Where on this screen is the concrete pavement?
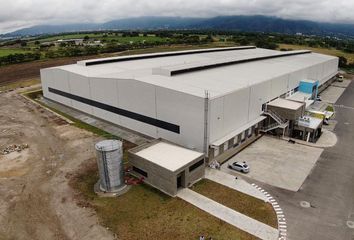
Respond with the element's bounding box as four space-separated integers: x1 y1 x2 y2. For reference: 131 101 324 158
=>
271 79 354 240
177 188 279 240
320 80 350 103
222 136 323 191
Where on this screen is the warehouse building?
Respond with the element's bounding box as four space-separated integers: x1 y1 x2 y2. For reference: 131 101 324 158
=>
41 46 338 164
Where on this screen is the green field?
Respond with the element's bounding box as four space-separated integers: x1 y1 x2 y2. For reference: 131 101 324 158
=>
278 44 354 64
192 179 278 228
70 162 257 240
0 48 31 57
34 33 167 44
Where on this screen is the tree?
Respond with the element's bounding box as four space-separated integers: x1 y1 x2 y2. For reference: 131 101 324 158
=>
34 41 40 45
84 35 90 41
255 40 278 50
20 41 27 47
338 56 348 68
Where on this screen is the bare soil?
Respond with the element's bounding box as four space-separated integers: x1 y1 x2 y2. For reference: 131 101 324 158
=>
0 90 115 240
0 57 94 85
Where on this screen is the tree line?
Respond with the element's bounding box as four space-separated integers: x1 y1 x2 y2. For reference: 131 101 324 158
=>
0 52 41 66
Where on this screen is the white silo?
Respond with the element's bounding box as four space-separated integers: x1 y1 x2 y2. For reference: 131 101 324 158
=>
95 139 126 193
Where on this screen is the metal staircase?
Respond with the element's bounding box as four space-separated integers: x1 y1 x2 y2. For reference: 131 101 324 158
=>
261 108 289 133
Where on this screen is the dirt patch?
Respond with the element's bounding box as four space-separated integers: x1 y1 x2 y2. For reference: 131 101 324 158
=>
0 150 30 177
0 91 114 240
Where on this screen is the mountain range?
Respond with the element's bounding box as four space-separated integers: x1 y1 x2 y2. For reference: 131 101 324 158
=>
3 16 354 37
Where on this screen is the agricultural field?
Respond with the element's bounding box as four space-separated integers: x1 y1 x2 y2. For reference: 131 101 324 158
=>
0 48 31 57
31 33 168 45
278 44 354 64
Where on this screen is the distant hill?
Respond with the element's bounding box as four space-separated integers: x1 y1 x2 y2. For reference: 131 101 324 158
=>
102 16 204 30
3 23 101 36
191 16 354 37
3 15 354 37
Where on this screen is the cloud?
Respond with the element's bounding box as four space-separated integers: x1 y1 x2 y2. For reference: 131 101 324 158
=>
1 0 354 33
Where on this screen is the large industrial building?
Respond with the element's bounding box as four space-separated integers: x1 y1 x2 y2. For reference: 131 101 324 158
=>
41 46 338 166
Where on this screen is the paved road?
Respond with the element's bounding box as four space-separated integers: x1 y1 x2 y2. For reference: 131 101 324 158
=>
269 80 354 240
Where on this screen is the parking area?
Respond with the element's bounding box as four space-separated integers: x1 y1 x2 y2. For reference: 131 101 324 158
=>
320 79 351 103
221 136 323 191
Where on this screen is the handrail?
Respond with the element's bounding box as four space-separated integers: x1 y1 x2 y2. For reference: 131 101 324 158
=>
263 108 286 124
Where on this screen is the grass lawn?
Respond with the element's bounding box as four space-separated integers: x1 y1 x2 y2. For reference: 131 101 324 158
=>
325 104 334 112
192 179 277 228
0 48 31 57
70 161 258 240
278 44 354 64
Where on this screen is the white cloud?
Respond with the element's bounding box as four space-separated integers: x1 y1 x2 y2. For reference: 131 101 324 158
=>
0 0 354 33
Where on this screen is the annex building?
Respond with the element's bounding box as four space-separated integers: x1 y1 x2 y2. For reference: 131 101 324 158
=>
41 46 338 166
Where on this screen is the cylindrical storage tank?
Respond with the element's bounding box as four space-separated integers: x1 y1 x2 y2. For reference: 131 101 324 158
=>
95 139 125 192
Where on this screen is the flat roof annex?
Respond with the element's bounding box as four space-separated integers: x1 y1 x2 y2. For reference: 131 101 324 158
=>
135 141 204 172
267 98 304 110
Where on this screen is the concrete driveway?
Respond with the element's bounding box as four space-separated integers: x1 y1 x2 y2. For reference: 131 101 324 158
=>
320 79 350 103
221 136 323 191
269 79 354 240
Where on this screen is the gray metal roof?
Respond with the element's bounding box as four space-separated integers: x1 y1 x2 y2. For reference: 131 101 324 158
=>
48 47 338 98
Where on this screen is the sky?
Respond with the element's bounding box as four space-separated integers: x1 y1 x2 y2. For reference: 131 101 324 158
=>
1 0 354 33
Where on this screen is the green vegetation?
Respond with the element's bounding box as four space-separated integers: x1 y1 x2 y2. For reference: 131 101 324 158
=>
0 48 32 57
193 179 278 228
70 162 257 240
326 105 334 112
0 31 215 66
278 44 354 64
2 30 354 70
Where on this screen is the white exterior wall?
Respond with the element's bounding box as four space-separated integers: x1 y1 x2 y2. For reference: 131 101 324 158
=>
248 80 272 120
155 87 205 150
41 70 205 152
208 57 338 144
209 88 249 143
89 77 120 125
117 79 158 137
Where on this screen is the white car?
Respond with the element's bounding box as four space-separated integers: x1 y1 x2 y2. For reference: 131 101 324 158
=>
228 161 250 173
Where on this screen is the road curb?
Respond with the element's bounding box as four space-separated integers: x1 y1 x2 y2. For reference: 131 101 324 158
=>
252 183 287 240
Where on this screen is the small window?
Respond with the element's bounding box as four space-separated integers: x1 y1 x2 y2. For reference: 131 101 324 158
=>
189 159 204 172
133 166 148 177
241 131 246 142
248 127 253 137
